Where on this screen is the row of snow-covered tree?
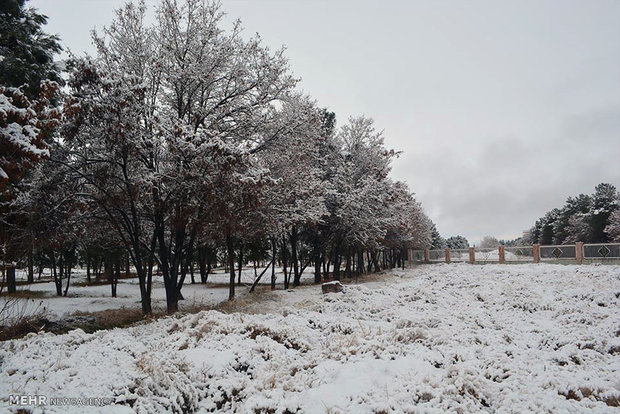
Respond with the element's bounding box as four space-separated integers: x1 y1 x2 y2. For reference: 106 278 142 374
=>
428 226 470 250
427 183 620 250
1 0 434 314
524 183 620 246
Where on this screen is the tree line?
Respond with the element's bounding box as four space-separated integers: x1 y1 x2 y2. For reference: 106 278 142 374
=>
524 183 619 246
424 182 620 250
1 0 434 314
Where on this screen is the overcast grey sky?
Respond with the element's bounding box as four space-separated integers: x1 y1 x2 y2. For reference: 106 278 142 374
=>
32 0 620 244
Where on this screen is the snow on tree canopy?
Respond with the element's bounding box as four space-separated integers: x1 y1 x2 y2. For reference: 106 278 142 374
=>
0 85 52 184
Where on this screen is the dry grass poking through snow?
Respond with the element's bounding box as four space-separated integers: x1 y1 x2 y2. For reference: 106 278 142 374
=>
0 263 619 413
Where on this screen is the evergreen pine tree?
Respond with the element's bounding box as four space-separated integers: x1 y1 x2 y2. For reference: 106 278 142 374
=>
589 183 618 243
445 235 469 249
0 0 62 98
430 223 446 249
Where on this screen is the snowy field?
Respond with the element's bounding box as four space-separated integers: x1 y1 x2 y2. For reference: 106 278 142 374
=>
1 267 309 324
1 263 619 413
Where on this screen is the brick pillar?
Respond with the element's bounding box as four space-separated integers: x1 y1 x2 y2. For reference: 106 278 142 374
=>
424 249 430 264
469 247 475 264
533 244 540 264
407 248 413 266
498 246 505 264
575 242 583 265
445 248 451 263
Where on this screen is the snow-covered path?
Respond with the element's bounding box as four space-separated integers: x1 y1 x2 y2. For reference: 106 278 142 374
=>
1 263 619 413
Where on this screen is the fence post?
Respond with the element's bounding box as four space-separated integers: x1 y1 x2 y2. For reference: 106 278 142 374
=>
445 248 451 264
424 249 430 264
575 242 583 265
533 244 540 264
498 246 505 264
469 247 475 264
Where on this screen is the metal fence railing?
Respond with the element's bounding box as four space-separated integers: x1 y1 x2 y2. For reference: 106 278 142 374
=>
410 249 425 263
504 246 534 262
428 249 445 262
409 242 620 265
584 243 620 260
474 248 500 263
540 245 576 261
450 249 470 262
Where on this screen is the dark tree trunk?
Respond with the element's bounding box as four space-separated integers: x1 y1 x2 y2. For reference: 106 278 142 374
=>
324 255 330 281
86 257 91 283
250 258 274 293
154 206 184 314
237 243 243 286
104 255 113 282
227 235 235 301
281 236 289 289
358 250 365 275
198 246 209 283
313 236 322 284
6 266 16 294
190 260 195 284
27 248 34 283
164 280 179 313
53 254 62 296
176 226 198 306
206 255 211 282
333 243 341 281
314 253 322 284
110 255 119 298
291 226 301 287
135 230 156 316
271 238 276 290
63 257 71 297
372 250 380 273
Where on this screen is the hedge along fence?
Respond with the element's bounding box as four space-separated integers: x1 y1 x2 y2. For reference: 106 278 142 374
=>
409 242 620 265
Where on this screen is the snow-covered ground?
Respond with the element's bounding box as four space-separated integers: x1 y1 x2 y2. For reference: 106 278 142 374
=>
1 263 619 413
1 266 310 324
